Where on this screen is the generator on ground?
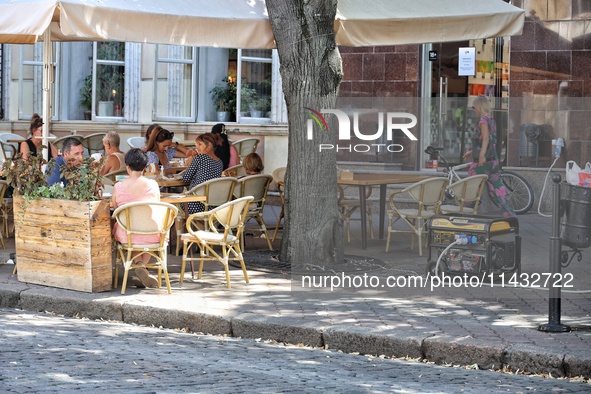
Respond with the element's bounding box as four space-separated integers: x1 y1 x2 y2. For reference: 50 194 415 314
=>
425 214 521 276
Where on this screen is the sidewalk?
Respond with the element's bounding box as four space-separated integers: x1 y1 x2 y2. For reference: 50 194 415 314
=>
0 207 590 379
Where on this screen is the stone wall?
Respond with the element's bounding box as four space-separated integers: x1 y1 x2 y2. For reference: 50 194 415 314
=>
508 0 591 168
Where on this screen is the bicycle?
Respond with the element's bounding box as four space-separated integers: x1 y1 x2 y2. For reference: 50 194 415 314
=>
424 146 534 214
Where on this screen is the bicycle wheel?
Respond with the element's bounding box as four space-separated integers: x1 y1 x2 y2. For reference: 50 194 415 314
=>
500 171 534 214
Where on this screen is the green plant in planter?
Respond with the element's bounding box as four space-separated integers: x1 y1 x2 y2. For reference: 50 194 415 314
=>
255 97 271 112
209 77 237 113
240 82 258 112
79 74 93 111
3 151 105 206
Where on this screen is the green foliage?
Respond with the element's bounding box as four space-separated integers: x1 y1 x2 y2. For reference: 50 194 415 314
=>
79 74 93 110
2 151 105 202
210 77 237 112
3 150 53 202
254 97 271 112
240 82 258 111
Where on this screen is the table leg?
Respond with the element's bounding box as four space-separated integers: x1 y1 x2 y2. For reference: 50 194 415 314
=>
379 185 387 239
359 185 367 249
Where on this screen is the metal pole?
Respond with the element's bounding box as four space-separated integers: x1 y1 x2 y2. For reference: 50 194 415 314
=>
538 174 570 332
41 28 52 162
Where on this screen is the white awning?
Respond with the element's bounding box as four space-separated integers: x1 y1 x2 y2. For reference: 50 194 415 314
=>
0 0 524 48
335 0 525 46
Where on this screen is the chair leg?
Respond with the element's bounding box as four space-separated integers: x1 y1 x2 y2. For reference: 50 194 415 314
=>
113 260 119 289
221 247 232 288
175 218 185 256
385 214 393 252
257 216 273 251
223 264 231 288
12 263 17 275
235 243 249 284
410 219 416 251
197 246 204 280
417 219 426 257
163 269 171 294
367 209 374 240
345 216 351 242
156 267 162 288
180 241 187 286
121 268 130 295
272 205 284 242
160 254 171 294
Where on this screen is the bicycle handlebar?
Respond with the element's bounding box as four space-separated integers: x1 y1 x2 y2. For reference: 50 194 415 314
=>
424 146 471 172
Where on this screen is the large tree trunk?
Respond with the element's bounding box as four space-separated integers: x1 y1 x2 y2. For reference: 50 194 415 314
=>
267 0 343 265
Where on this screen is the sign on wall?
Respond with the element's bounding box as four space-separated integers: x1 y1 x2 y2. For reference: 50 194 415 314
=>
458 47 476 76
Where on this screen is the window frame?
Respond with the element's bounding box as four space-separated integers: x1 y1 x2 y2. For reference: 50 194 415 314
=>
92 42 125 122
153 44 198 123
236 48 273 123
18 42 60 121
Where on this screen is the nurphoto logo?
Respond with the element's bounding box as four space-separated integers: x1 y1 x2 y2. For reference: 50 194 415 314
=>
304 107 418 153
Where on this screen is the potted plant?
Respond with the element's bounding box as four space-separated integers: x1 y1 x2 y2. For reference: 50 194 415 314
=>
240 82 258 117
210 77 236 121
79 74 93 120
251 97 271 118
3 152 112 293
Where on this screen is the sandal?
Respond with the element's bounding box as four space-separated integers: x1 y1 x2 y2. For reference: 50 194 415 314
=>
135 267 159 288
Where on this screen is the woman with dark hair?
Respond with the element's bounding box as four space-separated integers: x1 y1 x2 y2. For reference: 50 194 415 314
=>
111 148 161 288
182 132 224 214
20 113 58 160
141 123 161 151
144 125 196 175
211 123 239 170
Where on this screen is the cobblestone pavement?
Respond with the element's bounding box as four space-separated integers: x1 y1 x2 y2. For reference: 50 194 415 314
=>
1 309 589 394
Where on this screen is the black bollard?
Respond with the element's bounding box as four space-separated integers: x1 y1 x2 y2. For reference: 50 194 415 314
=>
538 174 571 332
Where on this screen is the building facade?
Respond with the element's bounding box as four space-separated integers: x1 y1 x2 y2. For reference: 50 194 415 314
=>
0 0 589 176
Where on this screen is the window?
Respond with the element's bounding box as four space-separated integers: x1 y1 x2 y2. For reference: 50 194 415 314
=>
93 42 125 119
153 44 197 121
0 44 4 119
18 42 60 120
237 49 273 121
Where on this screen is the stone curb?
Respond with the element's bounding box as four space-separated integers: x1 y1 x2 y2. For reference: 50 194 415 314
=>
1 285 590 379
423 335 506 370
232 313 325 348
323 326 424 359
122 304 232 336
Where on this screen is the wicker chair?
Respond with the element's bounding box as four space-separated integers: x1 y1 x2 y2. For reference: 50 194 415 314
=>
112 201 178 294
180 196 254 288
234 174 274 250
440 175 488 215
385 177 447 256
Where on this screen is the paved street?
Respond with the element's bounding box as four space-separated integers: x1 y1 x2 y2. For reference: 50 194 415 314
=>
0 309 589 393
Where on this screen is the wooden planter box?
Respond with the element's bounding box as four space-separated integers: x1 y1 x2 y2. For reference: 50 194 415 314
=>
14 196 112 293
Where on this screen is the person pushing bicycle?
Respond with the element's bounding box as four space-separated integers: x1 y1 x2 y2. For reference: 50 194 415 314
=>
463 96 516 218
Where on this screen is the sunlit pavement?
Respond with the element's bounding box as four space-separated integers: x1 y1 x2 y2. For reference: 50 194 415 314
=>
1 204 590 379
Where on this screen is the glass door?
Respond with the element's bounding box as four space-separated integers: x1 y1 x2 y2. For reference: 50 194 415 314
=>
421 38 510 168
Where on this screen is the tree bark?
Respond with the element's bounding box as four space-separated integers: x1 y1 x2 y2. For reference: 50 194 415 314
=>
266 0 343 265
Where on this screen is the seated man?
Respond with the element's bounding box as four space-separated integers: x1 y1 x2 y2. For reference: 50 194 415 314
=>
100 131 125 175
46 137 85 186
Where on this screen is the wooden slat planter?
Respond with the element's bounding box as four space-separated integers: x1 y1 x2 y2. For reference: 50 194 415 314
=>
14 196 112 292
